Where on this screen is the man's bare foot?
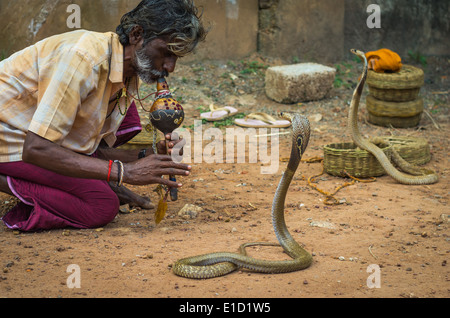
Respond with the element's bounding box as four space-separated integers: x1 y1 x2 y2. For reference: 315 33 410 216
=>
128 195 154 210
109 183 155 210
0 174 13 196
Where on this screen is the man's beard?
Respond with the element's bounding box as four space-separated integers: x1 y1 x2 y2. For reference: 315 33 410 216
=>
134 47 168 84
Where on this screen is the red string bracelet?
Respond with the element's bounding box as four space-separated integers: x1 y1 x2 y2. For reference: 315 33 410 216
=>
107 160 113 182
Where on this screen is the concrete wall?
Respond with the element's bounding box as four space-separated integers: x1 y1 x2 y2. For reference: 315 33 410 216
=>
0 0 142 55
188 0 259 61
258 0 346 63
344 0 450 57
0 0 259 61
0 0 448 63
258 0 449 63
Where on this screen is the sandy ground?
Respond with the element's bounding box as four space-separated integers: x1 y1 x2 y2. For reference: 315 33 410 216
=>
0 54 448 300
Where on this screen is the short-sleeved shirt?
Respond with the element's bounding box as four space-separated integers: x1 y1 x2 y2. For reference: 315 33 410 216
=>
0 30 138 163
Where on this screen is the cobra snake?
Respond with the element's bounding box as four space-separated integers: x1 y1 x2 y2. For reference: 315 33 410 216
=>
349 49 438 185
172 113 313 279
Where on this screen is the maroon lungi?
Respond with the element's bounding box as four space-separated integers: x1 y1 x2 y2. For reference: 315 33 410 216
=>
0 162 120 231
0 101 142 231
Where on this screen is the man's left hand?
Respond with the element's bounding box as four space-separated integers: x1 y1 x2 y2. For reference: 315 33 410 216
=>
156 132 185 157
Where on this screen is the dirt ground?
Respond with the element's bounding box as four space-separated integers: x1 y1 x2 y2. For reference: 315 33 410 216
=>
0 53 448 299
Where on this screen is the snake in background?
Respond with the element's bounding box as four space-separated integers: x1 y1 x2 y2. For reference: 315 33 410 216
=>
172 50 438 279
349 49 438 185
172 112 313 279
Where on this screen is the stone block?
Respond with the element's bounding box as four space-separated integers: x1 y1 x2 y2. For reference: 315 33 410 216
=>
265 63 336 103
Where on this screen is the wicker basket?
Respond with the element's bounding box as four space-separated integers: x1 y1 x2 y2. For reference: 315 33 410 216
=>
323 142 392 178
368 86 421 102
368 113 422 128
367 65 424 90
366 95 423 118
366 65 425 128
366 95 424 128
380 136 431 166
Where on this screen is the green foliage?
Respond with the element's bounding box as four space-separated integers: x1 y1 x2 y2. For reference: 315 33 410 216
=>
408 50 427 67
184 105 246 129
352 54 361 63
211 113 245 128
334 76 344 88
333 64 345 88
227 61 237 68
333 62 354 89
239 60 268 75
0 49 8 61
192 66 206 73
196 105 208 113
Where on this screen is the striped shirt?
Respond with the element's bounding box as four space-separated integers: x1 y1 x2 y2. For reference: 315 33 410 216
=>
0 30 138 163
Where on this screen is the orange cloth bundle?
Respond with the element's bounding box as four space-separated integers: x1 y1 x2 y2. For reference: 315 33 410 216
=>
365 48 403 73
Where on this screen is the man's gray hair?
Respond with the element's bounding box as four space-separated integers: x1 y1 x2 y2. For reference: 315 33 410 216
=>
116 0 207 57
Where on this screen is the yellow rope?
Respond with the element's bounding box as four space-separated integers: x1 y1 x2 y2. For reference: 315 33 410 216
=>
303 157 376 205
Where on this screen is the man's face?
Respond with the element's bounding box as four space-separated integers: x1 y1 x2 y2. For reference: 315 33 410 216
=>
133 37 178 84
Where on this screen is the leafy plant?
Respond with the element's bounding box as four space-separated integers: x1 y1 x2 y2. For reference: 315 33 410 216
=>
196 105 208 113
190 106 246 129
334 76 344 88
212 113 245 128
0 49 8 61
333 63 354 89
227 61 237 69
408 50 427 67
239 60 268 75
334 64 344 88
192 66 205 73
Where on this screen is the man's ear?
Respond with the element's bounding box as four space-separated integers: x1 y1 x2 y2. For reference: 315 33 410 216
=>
128 25 144 46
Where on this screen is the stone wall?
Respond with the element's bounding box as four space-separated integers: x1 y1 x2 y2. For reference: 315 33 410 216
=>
0 0 448 63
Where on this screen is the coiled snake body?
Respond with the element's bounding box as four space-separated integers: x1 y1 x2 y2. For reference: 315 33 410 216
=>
172 113 313 279
349 49 438 185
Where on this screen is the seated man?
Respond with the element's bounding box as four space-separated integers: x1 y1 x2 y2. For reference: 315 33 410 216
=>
0 0 207 231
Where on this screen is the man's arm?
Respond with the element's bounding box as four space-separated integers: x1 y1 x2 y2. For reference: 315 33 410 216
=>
22 131 190 188
95 133 185 163
95 140 149 163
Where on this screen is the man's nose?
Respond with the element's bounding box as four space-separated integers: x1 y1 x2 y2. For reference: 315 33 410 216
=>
164 56 178 73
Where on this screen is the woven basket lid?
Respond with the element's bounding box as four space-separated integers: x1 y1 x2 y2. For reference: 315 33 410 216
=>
367 65 424 89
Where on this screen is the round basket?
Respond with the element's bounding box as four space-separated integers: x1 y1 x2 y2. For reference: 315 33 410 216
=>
367 65 424 90
366 95 423 118
379 136 431 166
366 95 423 128
368 86 421 102
368 112 422 128
323 142 392 178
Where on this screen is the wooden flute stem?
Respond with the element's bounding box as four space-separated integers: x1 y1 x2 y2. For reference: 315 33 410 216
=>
166 139 178 201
